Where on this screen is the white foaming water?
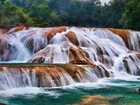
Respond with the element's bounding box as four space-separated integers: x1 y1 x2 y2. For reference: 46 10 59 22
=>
67 27 128 62
128 31 140 52
0 87 60 98
27 27 137 66
0 71 139 100
4 27 140 64
6 28 49 62
22 28 48 53
7 27 136 66
0 74 139 98
94 29 126 47
58 74 140 90
6 33 31 62
0 27 140 91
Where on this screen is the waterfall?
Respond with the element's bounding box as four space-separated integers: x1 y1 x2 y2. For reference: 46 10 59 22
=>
0 26 140 90
127 31 140 52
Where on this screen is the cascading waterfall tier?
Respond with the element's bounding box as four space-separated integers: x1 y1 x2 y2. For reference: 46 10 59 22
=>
0 26 140 90
0 64 110 90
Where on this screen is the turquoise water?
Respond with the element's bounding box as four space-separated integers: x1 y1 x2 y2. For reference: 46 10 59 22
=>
0 78 140 105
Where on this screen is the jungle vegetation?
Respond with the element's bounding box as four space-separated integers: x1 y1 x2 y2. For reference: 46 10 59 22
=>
0 0 140 30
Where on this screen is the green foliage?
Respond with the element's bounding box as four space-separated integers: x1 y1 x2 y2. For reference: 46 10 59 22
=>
0 13 10 25
0 0 5 4
99 0 127 28
0 0 33 27
29 3 50 27
50 11 59 23
0 0 139 30
120 0 140 30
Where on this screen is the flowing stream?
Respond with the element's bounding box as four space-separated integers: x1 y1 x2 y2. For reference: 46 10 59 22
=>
0 26 140 105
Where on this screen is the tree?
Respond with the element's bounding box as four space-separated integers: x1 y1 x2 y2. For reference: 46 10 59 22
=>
120 0 140 30
29 4 51 26
0 0 33 27
0 0 5 4
100 0 127 28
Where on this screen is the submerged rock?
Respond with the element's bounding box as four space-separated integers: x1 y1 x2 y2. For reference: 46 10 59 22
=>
0 103 6 105
73 95 122 105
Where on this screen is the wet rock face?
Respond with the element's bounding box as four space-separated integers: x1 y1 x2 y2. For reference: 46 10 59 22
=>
69 47 93 65
25 26 140 77
108 28 140 52
0 64 110 89
7 23 30 34
20 29 48 53
65 31 79 46
0 26 140 89
0 34 11 61
108 28 129 48
43 26 66 42
0 28 8 34
27 44 93 65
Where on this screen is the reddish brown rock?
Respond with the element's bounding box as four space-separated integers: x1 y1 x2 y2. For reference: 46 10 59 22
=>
27 47 53 63
73 95 110 105
0 103 6 105
34 65 70 86
27 45 94 65
60 64 110 81
59 64 88 82
65 31 79 46
108 28 130 48
131 51 140 58
14 23 30 32
0 28 8 33
7 23 30 34
69 47 93 65
0 64 110 88
44 26 66 42
73 95 121 105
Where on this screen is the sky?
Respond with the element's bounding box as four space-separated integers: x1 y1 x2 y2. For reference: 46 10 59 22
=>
100 0 110 5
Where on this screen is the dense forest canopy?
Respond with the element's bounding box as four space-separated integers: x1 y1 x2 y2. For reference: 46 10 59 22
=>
0 0 140 30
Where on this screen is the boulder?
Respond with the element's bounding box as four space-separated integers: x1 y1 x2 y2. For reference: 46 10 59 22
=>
43 26 66 42
65 31 79 46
